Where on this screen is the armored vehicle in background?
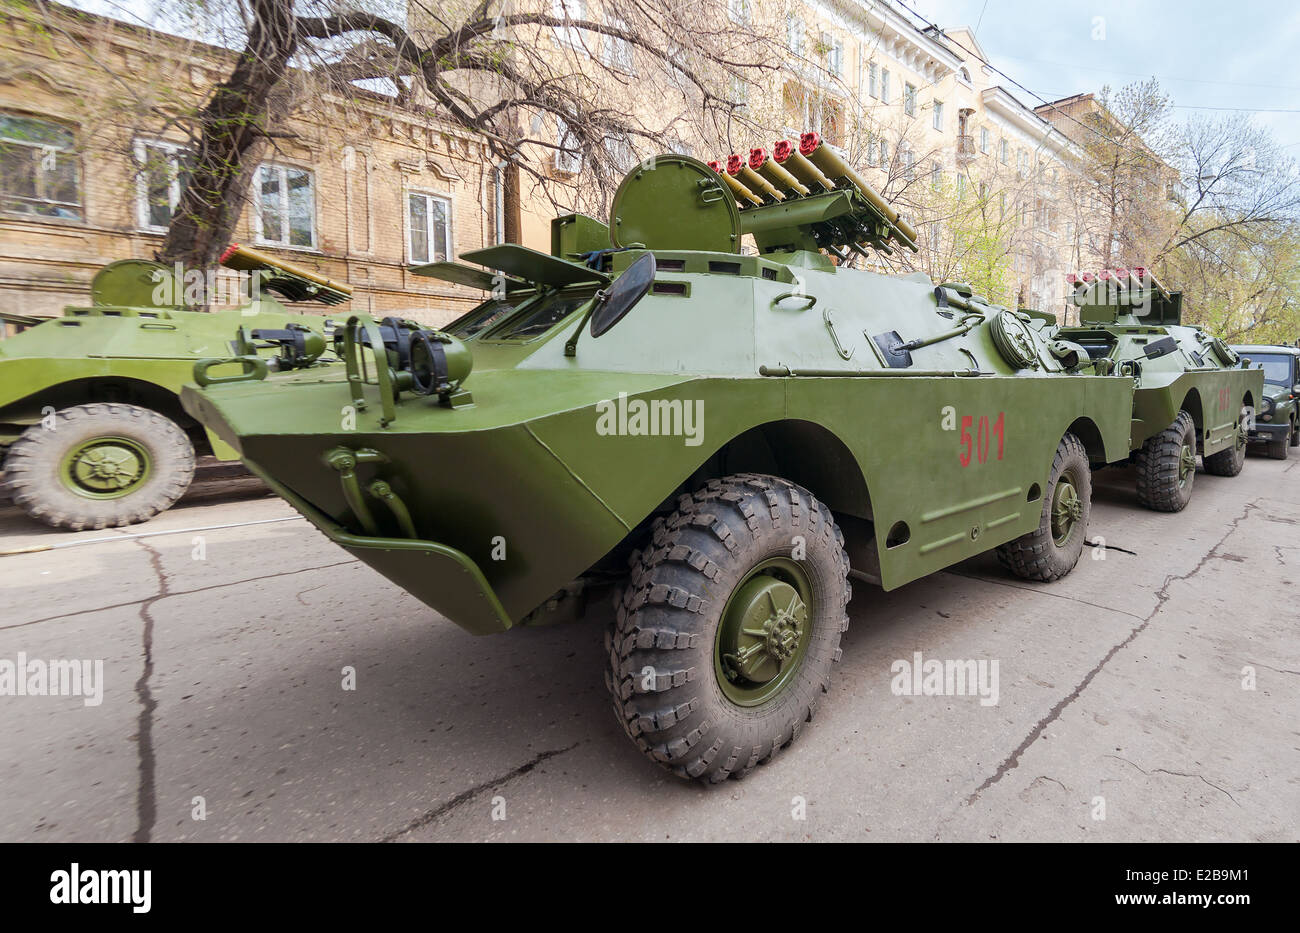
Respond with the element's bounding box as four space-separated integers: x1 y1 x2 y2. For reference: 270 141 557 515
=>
183 134 1136 782
1055 270 1263 511
1232 343 1300 459
0 246 345 530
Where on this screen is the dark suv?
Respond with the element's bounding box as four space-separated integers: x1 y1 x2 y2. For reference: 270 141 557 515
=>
1234 344 1300 459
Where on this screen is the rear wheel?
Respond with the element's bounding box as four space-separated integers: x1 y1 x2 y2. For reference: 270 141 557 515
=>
996 433 1090 582
1267 432 1289 460
1135 411 1197 511
1203 408 1248 477
1290 416 1299 447
4 402 195 530
606 473 850 783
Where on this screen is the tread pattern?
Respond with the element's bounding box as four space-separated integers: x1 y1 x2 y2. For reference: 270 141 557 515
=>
1135 411 1196 511
4 402 195 530
1203 409 1247 477
606 473 850 783
996 433 1090 582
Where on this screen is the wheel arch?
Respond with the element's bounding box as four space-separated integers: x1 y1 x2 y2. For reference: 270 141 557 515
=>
1065 416 1110 467
694 419 873 522
1180 387 1205 442
0 377 213 454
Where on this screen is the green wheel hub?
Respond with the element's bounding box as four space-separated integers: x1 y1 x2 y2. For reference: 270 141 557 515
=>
60 436 151 499
1178 444 1197 486
714 558 813 707
1050 470 1083 547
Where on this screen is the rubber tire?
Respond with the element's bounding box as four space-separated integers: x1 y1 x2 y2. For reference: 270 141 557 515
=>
605 473 851 783
4 402 195 530
1267 433 1289 460
1290 416 1299 447
1135 411 1197 512
995 433 1090 582
1203 410 1247 477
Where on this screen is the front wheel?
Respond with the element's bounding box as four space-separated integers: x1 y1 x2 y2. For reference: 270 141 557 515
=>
4 402 195 530
996 433 1091 582
606 474 851 783
1135 411 1197 511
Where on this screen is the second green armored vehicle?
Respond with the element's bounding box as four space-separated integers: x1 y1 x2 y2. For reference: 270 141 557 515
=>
182 135 1137 782
1056 270 1263 511
1232 344 1300 459
0 246 344 530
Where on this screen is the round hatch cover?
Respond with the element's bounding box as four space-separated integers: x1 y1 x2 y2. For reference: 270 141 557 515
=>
609 154 740 252
91 259 177 308
989 309 1041 369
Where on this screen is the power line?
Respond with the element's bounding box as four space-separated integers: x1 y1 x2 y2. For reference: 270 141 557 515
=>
994 52 1300 93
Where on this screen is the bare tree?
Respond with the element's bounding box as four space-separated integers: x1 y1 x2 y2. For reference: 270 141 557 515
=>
22 0 781 268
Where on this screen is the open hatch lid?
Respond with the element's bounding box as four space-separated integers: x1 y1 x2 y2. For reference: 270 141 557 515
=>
408 260 530 292
458 244 610 288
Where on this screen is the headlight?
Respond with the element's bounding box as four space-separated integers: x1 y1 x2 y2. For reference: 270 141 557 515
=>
1261 396 1274 412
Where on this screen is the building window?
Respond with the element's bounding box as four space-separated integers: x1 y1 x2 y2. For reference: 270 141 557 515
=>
553 0 587 51
0 112 81 220
979 126 990 154
901 147 914 181
555 117 582 173
881 69 890 103
603 15 634 71
957 174 966 199
820 34 843 77
904 83 917 117
1017 149 1028 177
931 162 942 189
879 139 889 168
868 63 878 99
786 15 805 55
727 0 752 25
999 138 1008 164
932 100 944 131
407 191 451 264
606 134 635 173
255 164 315 248
134 138 189 232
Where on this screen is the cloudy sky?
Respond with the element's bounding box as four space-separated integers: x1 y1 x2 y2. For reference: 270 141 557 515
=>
69 0 1300 154
902 0 1300 152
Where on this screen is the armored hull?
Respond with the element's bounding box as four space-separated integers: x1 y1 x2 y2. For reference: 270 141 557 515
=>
0 251 341 529
183 148 1137 781
1055 270 1264 511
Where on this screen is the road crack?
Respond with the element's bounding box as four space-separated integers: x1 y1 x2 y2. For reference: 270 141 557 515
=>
379 744 580 842
2 559 360 632
964 501 1257 806
132 540 170 844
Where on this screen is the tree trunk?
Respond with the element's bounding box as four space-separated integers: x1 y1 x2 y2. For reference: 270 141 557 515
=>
158 0 297 273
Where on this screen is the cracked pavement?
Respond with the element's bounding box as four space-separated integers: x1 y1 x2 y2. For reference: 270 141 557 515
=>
0 457 1296 842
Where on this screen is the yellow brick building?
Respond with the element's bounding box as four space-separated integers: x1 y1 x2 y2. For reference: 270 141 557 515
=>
0 3 504 330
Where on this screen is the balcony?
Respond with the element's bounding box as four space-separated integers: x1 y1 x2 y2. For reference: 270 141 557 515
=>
956 135 975 164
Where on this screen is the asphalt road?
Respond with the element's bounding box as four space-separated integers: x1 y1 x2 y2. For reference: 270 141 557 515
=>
1 451 1296 842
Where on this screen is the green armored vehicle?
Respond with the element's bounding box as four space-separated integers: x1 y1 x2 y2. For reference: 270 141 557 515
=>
1232 344 1300 459
1056 270 1263 511
182 135 1137 782
0 246 344 530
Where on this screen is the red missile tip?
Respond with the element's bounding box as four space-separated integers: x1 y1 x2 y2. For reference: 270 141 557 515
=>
1066 273 1077 284
1081 272 1095 282
1134 266 1147 279
798 131 822 157
748 148 767 169
1114 267 1129 277
1098 269 1113 280
706 160 721 172
219 243 241 264
726 153 744 175
772 139 794 162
